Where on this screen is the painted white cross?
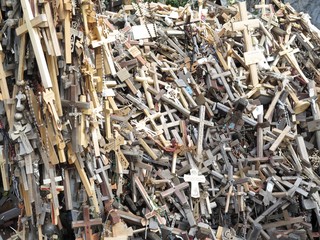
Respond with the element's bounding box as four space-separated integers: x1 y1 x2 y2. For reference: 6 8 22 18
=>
184 168 205 198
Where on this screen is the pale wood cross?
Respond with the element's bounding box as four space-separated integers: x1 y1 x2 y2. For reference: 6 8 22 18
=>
232 2 260 86
19 0 53 88
184 168 206 198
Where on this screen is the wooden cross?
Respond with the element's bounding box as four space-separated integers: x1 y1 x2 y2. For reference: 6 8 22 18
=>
134 175 156 211
255 0 271 16
232 2 260 86
184 168 206 198
104 130 129 169
20 0 53 88
278 42 309 84
95 157 113 201
160 180 197 226
72 205 102 240
269 125 291 152
300 32 314 49
161 181 189 205
211 60 235 101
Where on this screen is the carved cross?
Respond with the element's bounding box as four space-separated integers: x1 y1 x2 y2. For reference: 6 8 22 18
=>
69 107 82 127
184 168 206 198
10 122 33 155
72 205 102 240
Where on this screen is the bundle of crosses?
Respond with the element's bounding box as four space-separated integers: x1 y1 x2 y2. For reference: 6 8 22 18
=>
0 0 319 239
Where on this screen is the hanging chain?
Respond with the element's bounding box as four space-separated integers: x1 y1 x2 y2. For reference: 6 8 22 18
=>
134 1 157 40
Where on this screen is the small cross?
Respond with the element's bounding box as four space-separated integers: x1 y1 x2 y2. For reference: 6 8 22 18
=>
300 32 314 49
184 168 206 198
72 205 102 240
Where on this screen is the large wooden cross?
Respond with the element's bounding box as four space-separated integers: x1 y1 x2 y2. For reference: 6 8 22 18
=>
72 205 102 240
20 0 53 88
232 2 260 86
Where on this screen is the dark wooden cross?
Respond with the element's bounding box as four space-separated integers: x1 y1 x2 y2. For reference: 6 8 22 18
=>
72 205 102 240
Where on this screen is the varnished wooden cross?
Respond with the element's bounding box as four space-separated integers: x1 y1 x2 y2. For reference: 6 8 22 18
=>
232 2 260 86
72 205 102 240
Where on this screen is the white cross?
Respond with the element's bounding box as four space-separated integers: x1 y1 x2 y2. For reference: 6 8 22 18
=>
184 168 205 198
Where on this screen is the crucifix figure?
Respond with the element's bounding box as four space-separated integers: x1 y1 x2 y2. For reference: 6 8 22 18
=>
72 205 102 240
184 168 205 198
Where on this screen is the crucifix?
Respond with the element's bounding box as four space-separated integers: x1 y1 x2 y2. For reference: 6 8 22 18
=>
232 2 260 87
72 205 102 240
184 168 206 199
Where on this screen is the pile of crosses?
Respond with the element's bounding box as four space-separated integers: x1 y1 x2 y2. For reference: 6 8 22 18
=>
0 0 319 239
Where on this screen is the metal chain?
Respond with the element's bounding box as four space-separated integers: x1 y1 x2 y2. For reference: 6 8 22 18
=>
25 86 50 156
134 1 157 40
